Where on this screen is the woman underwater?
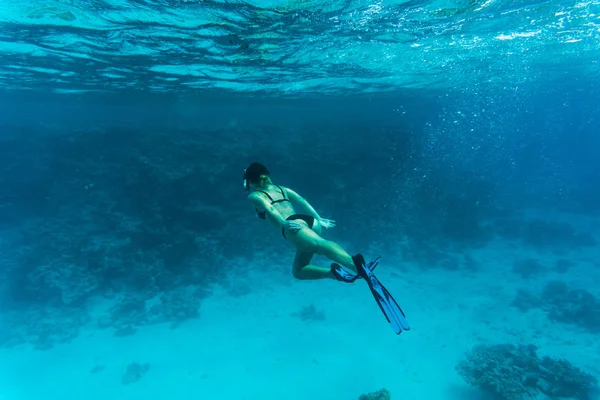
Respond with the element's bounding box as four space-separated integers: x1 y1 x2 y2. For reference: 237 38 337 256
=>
243 162 410 334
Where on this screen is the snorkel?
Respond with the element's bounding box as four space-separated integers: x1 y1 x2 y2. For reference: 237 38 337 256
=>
243 169 249 191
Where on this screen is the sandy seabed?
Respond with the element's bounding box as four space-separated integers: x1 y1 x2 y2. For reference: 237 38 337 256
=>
1 239 599 400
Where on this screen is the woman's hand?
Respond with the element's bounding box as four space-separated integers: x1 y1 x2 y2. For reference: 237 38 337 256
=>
319 218 336 229
284 220 304 232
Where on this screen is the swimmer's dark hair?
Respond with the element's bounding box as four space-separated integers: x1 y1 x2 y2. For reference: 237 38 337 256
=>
244 162 270 184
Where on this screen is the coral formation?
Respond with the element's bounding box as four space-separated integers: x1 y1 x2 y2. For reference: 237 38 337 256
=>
542 281 600 333
108 286 201 330
491 217 597 252
555 259 574 273
524 219 597 250
358 388 391 400
121 362 150 385
512 281 600 333
511 289 543 312
456 343 597 400
512 258 544 279
0 127 245 347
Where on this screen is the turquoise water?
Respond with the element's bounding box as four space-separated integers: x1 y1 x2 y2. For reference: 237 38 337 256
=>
1 1 600 400
0 0 598 94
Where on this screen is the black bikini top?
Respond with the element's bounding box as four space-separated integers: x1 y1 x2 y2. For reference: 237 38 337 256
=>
253 185 291 219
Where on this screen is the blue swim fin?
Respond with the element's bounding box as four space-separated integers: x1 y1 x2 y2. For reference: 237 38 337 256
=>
330 258 379 283
331 263 359 283
353 254 410 335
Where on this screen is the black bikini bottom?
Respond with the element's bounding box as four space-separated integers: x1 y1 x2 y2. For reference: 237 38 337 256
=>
282 214 316 239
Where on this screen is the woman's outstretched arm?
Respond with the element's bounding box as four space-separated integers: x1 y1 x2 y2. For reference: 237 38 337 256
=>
284 188 321 220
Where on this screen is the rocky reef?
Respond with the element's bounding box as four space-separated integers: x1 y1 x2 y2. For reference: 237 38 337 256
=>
358 388 391 400
456 343 597 400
